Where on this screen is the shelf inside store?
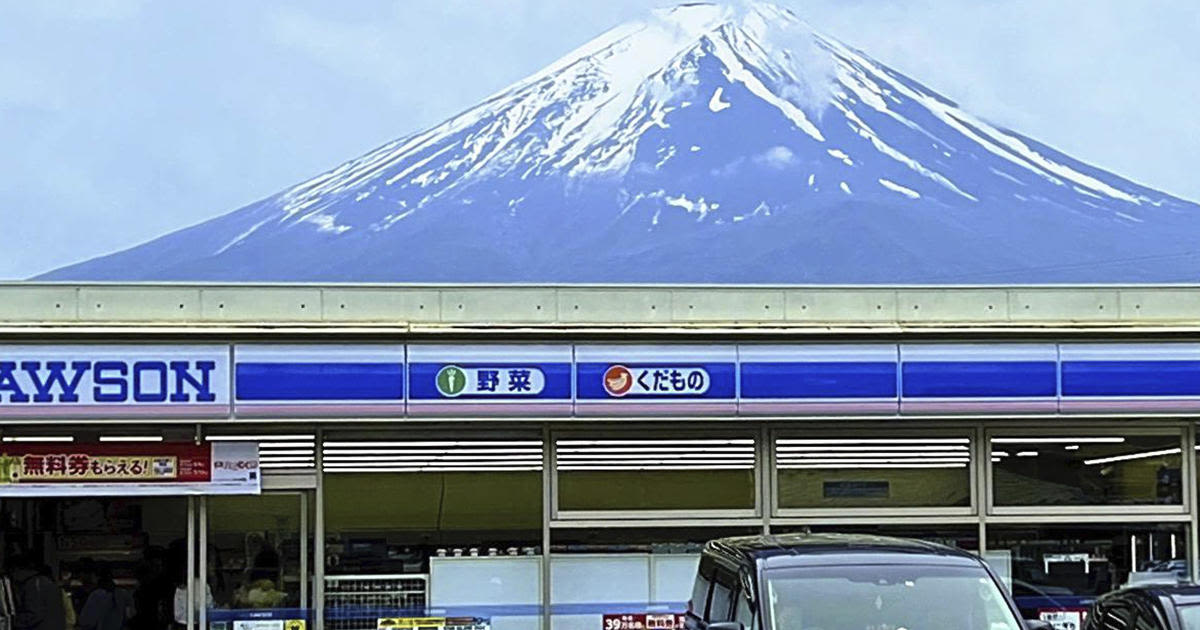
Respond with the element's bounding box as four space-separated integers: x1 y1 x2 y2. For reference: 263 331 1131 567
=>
56 547 141 556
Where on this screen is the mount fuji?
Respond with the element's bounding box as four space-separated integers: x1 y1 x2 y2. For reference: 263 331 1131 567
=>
40 2 1200 283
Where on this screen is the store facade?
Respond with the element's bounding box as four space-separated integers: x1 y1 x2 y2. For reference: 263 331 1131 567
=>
1 285 1199 630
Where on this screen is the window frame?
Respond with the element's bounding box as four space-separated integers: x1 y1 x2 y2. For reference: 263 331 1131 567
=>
551 427 762 521
707 568 737 623
771 426 978 518
986 425 1191 517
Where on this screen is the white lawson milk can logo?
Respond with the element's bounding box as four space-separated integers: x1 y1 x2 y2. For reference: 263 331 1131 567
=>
436 365 545 397
602 365 710 397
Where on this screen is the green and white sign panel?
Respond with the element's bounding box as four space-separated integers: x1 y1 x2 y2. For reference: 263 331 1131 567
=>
409 345 572 416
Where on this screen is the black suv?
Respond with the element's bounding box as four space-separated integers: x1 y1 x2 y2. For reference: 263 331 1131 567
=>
685 532 1047 630
1084 585 1200 630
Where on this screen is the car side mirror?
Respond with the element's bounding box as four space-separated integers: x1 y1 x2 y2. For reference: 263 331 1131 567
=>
707 623 744 630
1025 620 1054 630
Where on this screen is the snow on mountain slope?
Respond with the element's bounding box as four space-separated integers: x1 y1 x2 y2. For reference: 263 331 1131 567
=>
40 2 1200 283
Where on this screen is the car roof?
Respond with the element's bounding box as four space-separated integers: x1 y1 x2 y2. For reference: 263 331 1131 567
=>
705 533 984 570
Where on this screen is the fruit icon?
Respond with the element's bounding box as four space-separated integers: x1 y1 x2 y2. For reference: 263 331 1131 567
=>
603 365 634 397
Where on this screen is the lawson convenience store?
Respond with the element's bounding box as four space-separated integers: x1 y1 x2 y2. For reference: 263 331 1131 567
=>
1 284 1200 630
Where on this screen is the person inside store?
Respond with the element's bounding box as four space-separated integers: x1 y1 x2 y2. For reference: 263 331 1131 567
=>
7 553 66 630
131 547 169 630
76 563 132 630
39 567 73 630
233 549 285 610
171 566 213 629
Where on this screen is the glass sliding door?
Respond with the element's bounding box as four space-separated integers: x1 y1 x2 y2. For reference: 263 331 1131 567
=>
204 492 313 630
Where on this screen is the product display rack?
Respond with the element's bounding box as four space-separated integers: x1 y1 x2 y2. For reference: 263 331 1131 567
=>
323 574 429 630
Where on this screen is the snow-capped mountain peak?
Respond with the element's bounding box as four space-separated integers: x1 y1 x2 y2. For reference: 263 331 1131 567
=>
40 1 1200 284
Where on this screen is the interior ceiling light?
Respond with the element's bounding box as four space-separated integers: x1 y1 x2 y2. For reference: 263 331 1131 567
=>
1084 447 1182 466
992 437 1126 444
1 436 74 442
98 436 165 442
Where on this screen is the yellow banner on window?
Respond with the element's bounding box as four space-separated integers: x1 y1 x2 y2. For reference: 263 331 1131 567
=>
0 454 177 483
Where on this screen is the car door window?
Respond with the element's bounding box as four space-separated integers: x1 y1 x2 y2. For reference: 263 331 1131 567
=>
734 593 754 629
709 578 734 622
1177 605 1200 630
690 560 714 621
732 569 755 629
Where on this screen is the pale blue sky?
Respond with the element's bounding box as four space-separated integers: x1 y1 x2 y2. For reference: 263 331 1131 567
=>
2 0 1197 279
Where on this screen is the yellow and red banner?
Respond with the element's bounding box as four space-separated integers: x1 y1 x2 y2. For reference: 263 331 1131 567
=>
0 442 259 496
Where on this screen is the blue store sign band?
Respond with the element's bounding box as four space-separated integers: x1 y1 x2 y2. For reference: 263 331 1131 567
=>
1 343 1198 418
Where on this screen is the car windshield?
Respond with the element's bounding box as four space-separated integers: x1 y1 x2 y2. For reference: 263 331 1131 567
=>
1178 604 1200 630
765 563 1023 630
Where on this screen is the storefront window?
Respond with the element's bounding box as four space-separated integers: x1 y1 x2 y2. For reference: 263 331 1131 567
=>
986 523 1189 621
990 434 1183 506
0 496 188 630
549 527 759 630
775 437 972 510
323 435 543 630
555 438 756 512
